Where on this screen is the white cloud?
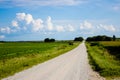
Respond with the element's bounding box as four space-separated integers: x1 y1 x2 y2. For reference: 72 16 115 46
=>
56 25 65 32
16 13 33 24
80 20 93 29
68 24 75 31
99 24 116 32
12 20 20 29
0 35 5 39
47 16 53 31
23 26 27 30
80 24 84 29
84 21 92 28
25 14 33 24
15 12 44 32
16 13 26 21
32 19 43 32
12 20 18 27
0 27 11 34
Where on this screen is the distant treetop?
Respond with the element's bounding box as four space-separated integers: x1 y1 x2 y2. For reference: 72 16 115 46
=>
113 35 116 41
74 37 84 41
44 38 55 42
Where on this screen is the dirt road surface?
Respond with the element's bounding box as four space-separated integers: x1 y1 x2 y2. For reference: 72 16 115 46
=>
2 42 105 80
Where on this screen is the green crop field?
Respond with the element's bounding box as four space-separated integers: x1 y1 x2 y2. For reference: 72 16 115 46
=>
86 41 120 80
100 41 120 46
0 41 80 79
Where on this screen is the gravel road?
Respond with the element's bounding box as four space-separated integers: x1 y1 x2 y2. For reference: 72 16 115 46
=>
2 42 105 80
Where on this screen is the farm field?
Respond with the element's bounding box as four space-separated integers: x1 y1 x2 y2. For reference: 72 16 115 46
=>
86 41 120 80
0 41 80 79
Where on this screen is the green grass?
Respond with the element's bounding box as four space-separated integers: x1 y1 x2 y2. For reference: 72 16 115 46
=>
0 41 80 79
86 41 120 79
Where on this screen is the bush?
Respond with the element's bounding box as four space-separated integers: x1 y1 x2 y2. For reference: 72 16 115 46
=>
68 41 74 45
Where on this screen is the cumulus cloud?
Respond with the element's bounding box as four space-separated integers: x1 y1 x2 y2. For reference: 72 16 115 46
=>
12 20 20 29
0 27 11 34
47 16 53 31
16 13 26 21
80 20 93 29
99 24 116 32
16 13 33 24
68 24 75 31
12 13 78 33
32 19 43 32
56 25 65 32
0 35 5 39
14 12 44 32
25 14 33 24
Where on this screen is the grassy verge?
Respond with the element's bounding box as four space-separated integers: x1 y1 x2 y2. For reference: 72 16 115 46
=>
86 42 120 80
0 41 80 79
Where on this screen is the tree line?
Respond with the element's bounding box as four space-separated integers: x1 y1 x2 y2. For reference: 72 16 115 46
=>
44 37 84 42
86 35 116 41
43 35 116 42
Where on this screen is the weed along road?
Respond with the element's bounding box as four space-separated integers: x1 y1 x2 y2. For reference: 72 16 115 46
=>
2 42 105 80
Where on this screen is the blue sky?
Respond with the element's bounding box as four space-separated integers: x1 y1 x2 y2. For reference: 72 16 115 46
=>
0 0 120 41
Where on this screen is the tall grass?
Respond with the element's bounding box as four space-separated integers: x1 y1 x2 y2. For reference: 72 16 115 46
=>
0 42 80 79
86 42 120 79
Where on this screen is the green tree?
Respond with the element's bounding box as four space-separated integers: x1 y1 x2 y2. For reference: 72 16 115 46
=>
44 38 55 42
44 38 49 42
113 35 116 41
50 38 55 42
74 37 84 41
